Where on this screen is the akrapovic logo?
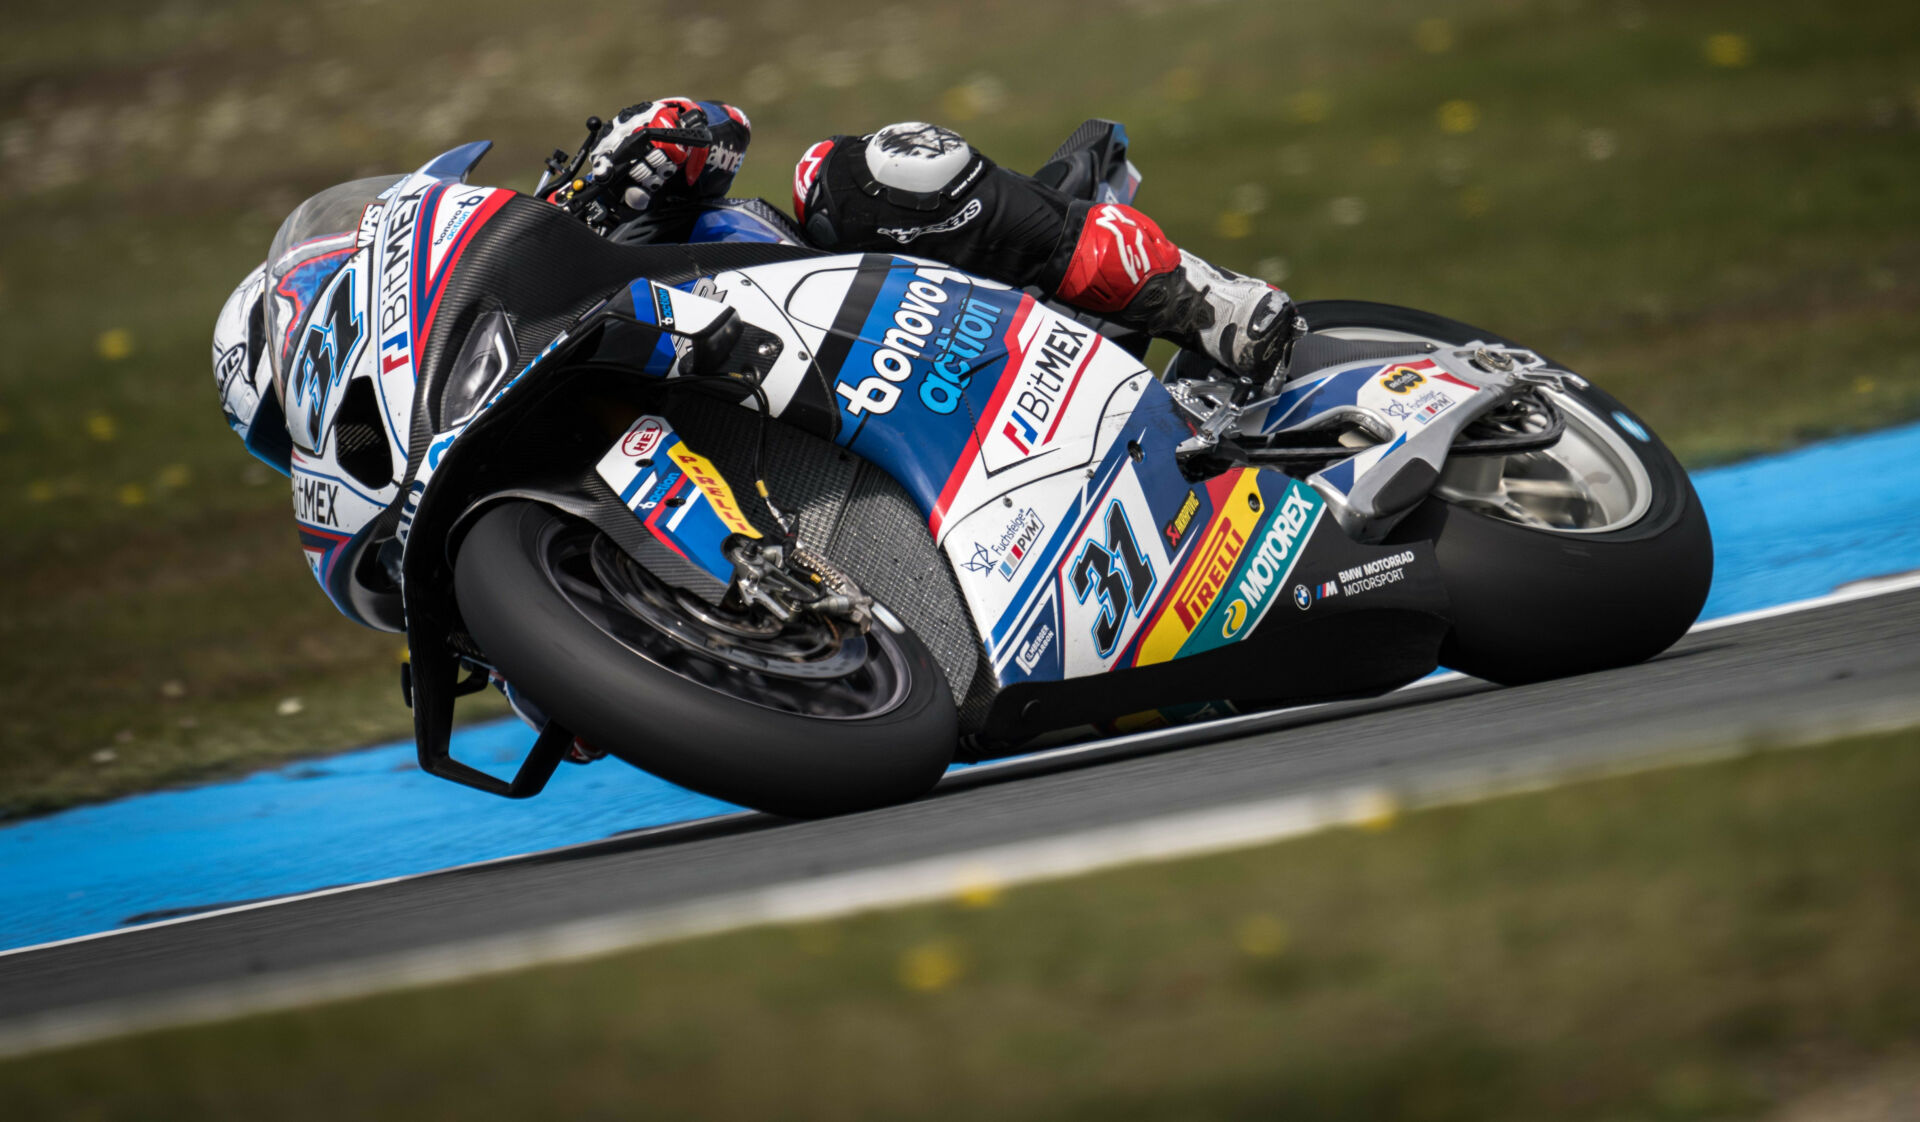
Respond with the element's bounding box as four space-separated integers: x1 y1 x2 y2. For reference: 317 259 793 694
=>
1235 489 1319 608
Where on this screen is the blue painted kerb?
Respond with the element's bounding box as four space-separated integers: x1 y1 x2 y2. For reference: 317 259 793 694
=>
4 421 1918 951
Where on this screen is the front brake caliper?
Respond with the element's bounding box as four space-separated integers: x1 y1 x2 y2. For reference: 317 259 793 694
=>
724 536 875 633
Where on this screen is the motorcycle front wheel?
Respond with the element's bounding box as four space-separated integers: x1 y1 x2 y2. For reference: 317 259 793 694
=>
1299 300 1714 686
453 501 957 817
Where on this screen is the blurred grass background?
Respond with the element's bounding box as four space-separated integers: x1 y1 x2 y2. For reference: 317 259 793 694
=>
7 727 1919 1119
1 0 1917 815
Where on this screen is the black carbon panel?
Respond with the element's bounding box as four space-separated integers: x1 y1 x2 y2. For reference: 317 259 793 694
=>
956 648 1001 739
828 463 981 710
655 395 986 713
578 474 724 597
1286 333 1435 376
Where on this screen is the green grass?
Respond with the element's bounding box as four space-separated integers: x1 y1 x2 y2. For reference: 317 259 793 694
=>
7 726 1920 1119
3 0 1919 815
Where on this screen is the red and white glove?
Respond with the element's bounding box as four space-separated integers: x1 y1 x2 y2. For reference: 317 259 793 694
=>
587 98 712 212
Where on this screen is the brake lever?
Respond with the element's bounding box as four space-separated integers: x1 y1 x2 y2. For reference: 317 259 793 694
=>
535 115 603 198
551 124 719 222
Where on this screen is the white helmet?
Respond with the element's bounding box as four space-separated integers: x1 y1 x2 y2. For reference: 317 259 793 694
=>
210 262 293 471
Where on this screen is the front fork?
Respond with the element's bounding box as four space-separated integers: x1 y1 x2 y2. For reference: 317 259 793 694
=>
596 412 875 630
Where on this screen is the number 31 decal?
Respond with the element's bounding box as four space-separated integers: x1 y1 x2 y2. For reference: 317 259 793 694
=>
1070 500 1157 657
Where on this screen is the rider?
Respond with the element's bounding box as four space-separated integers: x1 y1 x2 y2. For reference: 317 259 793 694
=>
558 98 1303 387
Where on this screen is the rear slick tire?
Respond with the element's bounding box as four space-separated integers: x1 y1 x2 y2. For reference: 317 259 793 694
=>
454 501 957 817
1301 300 1714 686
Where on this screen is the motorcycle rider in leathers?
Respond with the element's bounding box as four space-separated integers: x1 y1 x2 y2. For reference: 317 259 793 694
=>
213 99 1305 759
554 98 1303 388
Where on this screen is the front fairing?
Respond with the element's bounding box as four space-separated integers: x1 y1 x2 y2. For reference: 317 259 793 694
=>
261 143 514 630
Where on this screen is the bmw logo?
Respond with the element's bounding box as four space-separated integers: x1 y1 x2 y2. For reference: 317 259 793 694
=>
1292 584 1312 611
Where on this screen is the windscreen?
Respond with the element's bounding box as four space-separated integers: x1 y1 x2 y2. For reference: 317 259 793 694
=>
263 175 404 406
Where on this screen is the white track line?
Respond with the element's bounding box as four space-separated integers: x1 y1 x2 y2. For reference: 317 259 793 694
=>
5 688 1918 1061
4 570 1918 969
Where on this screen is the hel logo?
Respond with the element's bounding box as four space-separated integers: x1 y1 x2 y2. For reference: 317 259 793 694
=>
1164 490 1201 546
621 417 669 460
1292 583 1312 611
1220 598 1250 639
1381 365 1426 394
1002 411 1040 455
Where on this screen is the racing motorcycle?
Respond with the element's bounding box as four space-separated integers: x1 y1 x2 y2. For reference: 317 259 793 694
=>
216 120 1712 816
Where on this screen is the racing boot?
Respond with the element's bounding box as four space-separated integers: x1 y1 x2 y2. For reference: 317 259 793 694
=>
1053 203 1305 391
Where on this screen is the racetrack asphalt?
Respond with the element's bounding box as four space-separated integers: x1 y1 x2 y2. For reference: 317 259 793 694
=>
3 579 1917 1052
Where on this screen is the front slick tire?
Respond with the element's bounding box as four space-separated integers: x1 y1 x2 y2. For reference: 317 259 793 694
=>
454 501 956 817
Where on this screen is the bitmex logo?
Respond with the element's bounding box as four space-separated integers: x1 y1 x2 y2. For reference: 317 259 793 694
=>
999 319 1088 455
1001 411 1039 455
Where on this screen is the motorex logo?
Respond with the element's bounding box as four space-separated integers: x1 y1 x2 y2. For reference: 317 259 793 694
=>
1233 486 1322 619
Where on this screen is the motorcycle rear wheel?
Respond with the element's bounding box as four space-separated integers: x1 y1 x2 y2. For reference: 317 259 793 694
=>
454 501 957 817
1298 300 1714 685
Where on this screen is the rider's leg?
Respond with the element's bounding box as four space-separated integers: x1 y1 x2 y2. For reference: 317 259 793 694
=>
793 122 1301 383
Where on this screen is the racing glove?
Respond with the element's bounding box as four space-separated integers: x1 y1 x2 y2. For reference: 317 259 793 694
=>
586 98 716 214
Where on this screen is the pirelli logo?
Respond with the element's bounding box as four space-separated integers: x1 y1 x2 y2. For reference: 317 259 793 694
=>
1133 469 1266 668
1171 518 1245 628
667 444 761 539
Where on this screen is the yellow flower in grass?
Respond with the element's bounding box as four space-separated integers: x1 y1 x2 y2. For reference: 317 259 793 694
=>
899 940 962 992
1160 67 1200 104
1235 914 1290 957
1414 18 1453 54
1286 89 1330 125
97 329 134 361
1437 99 1479 135
954 865 1003 909
1354 790 1401 831
1704 33 1751 68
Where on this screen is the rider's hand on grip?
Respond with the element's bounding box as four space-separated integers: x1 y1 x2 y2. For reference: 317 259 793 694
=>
588 99 715 215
